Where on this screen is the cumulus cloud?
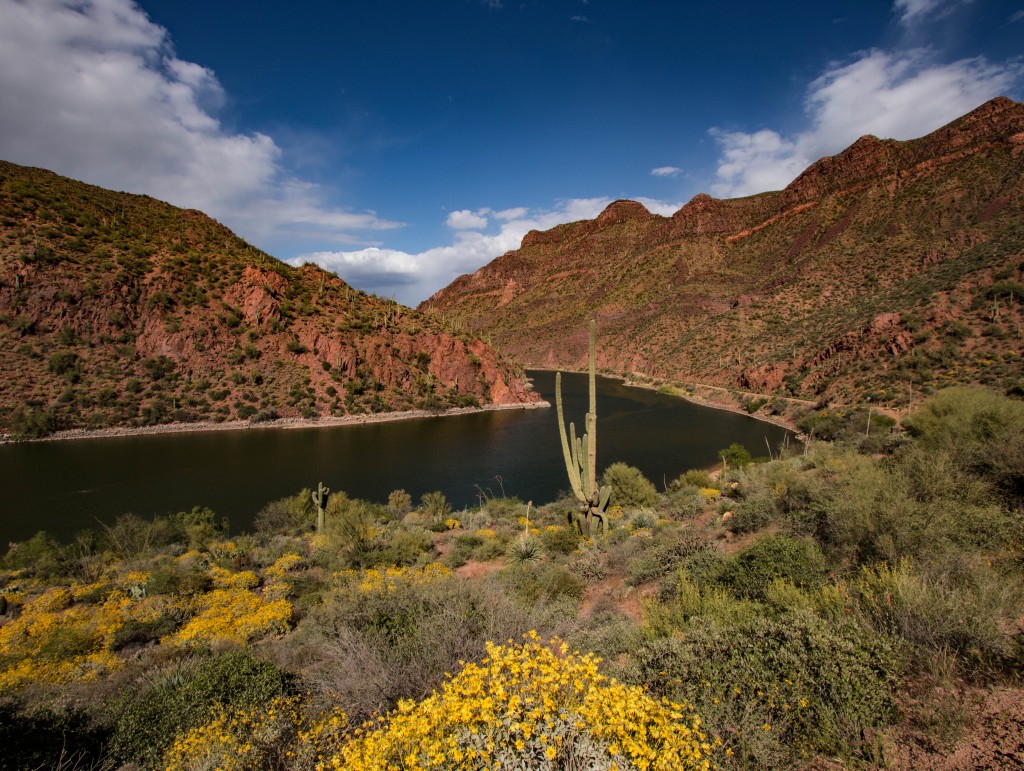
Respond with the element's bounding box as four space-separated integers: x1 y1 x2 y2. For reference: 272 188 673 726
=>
446 209 491 230
894 0 972 25
651 166 683 177
0 0 397 249
295 197 609 304
295 195 686 305
711 48 1021 198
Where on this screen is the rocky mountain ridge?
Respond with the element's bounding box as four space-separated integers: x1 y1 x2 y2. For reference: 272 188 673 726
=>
423 97 1024 409
0 161 539 437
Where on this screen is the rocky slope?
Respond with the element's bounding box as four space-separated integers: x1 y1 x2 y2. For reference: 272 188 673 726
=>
0 162 539 437
424 97 1024 409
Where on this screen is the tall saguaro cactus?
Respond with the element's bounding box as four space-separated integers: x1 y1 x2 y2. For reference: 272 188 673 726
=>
556 320 612 537
312 482 331 533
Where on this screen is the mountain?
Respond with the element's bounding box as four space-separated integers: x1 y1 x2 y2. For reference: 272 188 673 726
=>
0 162 539 437
423 97 1024 409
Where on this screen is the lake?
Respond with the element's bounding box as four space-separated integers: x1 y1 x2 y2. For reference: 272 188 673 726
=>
0 371 793 543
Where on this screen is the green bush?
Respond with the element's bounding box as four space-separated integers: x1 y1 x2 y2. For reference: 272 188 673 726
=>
600 462 659 508
254 489 314 534
852 559 1021 671
294 569 565 722
719 442 753 468
721 534 825 601
818 447 1012 564
109 650 292 768
902 386 1024 497
632 611 900 766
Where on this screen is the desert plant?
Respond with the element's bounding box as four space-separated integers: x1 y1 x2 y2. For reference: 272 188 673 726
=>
601 462 659 509
312 482 330 532
556 320 612 537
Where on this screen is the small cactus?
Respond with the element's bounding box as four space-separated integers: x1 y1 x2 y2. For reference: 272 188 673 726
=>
312 482 331 532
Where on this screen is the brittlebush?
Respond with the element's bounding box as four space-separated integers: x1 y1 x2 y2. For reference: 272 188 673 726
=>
163 634 714 770
322 632 713 771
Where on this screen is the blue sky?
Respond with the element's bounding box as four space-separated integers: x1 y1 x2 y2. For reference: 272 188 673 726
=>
1 0 1022 304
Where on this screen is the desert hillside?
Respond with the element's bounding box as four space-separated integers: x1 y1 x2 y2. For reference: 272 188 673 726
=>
424 97 1024 408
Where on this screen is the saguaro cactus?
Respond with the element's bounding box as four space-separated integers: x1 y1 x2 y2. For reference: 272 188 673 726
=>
556 320 612 537
312 482 331 532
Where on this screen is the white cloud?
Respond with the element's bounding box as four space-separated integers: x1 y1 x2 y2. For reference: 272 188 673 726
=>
0 0 397 248
446 209 491 230
1011 10 1024 22
651 166 683 177
295 195 687 305
711 48 1021 198
894 0 972 26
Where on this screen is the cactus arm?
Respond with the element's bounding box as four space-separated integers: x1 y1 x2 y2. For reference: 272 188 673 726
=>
556 373 585 499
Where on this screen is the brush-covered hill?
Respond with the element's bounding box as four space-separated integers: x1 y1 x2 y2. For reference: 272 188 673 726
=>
423 97 1024 409
0 161 539 438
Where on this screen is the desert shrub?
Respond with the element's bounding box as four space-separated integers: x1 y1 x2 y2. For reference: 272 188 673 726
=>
632 611 899 766
539 524 581 555
796 410 850 441
386 488 413 518
8 406 58 439
0 703 109 771
109 650 292 768
162 694 303 771
902 386 1024 497
569 607 644 672
287 566 567 722
324 634 713 771
600 462 659 508
675 468 716 489
818 448 1012 564
626 533 708 587
852 559 1021 671
719 442 754 468
254 488 314 534
727 491 777 533
720 535 825 601
499 562 584 605
664 487 707 518
419 490 451 522
2 531 67 579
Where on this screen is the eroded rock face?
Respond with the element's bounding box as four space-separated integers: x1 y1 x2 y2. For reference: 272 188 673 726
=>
0 161 540 433
423 97 1024 404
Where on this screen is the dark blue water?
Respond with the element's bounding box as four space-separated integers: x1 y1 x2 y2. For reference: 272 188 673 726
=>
0 372 792 543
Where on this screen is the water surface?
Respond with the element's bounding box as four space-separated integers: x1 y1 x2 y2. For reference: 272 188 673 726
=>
0 372 792 543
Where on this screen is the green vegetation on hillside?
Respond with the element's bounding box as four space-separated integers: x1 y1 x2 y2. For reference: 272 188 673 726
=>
0 161 530 438
1 386 1022 769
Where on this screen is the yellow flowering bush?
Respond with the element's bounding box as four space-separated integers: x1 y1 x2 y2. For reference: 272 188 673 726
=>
474 528 497 540
166 588 291 647
698 488 721 503
0 587 129 690
209 566 260 590
334 563 451 594
444 518 462 530
263 553 304 581
163 695 305 771
315 632 713 770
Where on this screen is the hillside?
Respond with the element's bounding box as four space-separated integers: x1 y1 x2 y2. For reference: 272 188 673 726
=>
0 162 539 437
424 97 1024 409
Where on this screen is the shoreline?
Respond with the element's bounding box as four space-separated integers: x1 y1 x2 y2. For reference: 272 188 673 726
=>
1 400 551 445
528 366 805 436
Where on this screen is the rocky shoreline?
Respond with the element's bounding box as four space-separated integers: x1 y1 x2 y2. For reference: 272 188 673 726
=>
1 400 551 445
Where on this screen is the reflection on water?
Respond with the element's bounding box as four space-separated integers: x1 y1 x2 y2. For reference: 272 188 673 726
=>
0 371 792 543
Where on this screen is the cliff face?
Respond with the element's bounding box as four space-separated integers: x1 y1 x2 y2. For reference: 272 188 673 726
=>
0 162 539 436
424 97 1024 406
